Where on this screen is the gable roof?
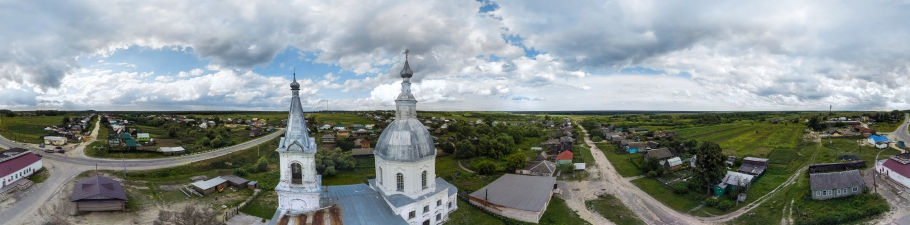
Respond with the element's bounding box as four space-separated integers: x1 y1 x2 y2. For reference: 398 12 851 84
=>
555 151 574 160
0 152 41 178
522 160 556 174
645 148 673 160
717 171 754 188
71 175 128 202
883 159 910 179
627 142 646 149
469 174 556 212
809 170 865 191
738 157 770 175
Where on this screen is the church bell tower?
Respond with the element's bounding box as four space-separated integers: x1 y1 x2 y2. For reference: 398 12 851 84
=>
274 72 321 215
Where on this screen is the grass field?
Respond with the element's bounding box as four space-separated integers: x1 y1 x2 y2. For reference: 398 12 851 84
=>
816 138 902 164
0 115 71 144
586 193 645 225
313 113 375 126
594 142 641 177
869 122 901 132
676 122 802 157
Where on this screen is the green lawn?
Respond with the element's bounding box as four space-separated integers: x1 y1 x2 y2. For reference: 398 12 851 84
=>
28 167 49 183
538 197 591 225
241 191 278 220
445 198 506 225
677 123 802 157
0 114 73 144
586 194 646 225
322 157 375 186
817 137 901 164
869 122 901 132
594 142 641 177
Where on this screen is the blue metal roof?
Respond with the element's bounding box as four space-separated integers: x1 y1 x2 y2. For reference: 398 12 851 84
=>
320 184 407 225
869 135 889 142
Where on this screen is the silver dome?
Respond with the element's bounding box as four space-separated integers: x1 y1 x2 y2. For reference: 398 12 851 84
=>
373 118 435 161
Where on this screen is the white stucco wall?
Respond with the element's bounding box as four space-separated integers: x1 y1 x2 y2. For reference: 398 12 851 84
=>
0 158 42 189
375 157 437 199
469 196 548 223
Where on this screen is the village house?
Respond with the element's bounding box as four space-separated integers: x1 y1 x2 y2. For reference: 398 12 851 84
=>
517 160 556 177
555 150 574 166
469 174 557 223
43 136 67 146
809 170 865 200
714 171 755 196
136 133 150 142
876 153 910 189
322 134 336 143
625 142 646 154
868 135 890 149
336 129 351 138
250 127 261 137
738 157 770 176
0 149 42 192
643 148 681 170
70 175 128 212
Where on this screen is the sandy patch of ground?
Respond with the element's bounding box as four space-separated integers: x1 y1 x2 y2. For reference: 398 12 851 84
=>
226 213 269 225
31 172 256 225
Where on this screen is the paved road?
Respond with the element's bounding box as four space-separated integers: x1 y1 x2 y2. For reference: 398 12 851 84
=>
0 119 285 225
890 113 910 150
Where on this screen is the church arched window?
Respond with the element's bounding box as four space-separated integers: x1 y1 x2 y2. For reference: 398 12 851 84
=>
421 170 427 188
397 173 404 191
379 167 383 184
291 163 303 184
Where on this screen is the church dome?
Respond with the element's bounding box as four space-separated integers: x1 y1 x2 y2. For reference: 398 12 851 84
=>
373 118 436 162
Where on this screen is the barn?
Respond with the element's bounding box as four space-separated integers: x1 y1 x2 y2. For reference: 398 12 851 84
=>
191 176 228 195
70 175 128 212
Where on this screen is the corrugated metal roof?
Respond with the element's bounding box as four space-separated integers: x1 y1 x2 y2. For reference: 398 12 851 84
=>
191 177 227 190
469 174 556 212
70 175 128 202
221 175 249 184
810 170 865 190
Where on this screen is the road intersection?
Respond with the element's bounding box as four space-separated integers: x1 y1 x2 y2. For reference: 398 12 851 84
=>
0 117 284 225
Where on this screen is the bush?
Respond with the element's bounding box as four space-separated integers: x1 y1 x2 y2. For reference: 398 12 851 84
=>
716 200 734 210
592 136 603 142
647 171 657 178
233 168 248 177
705 198 719 207
671 182 689 195
476 160 498 175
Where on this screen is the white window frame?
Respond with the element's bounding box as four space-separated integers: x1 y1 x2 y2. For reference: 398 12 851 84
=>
815 191 821 196
852 186 859 192
424 205 429 213
397 173 404 191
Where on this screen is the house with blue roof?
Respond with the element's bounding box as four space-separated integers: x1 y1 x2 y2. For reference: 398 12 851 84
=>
868 135 890 149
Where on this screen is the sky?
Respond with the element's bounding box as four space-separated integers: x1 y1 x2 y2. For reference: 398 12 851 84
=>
2 0 910 111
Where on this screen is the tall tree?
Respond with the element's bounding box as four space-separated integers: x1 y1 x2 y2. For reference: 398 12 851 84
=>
694 141 726 193
504 153 528 172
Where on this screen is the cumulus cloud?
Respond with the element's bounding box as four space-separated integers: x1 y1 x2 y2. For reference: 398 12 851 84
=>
3 0 910 110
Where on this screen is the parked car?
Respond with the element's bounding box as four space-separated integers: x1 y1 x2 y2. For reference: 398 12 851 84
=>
57 149 65 153
39 143 45 148
36 153 43 157
44 149 55 153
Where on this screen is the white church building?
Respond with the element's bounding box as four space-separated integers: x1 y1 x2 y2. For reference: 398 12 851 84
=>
270 52 458 225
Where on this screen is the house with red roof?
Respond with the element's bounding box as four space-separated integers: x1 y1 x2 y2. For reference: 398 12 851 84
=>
0 149 42 191
876 153 910 189
555 150 574 166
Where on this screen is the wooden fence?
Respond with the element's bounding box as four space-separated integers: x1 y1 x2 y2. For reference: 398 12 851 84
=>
223 189 262 222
